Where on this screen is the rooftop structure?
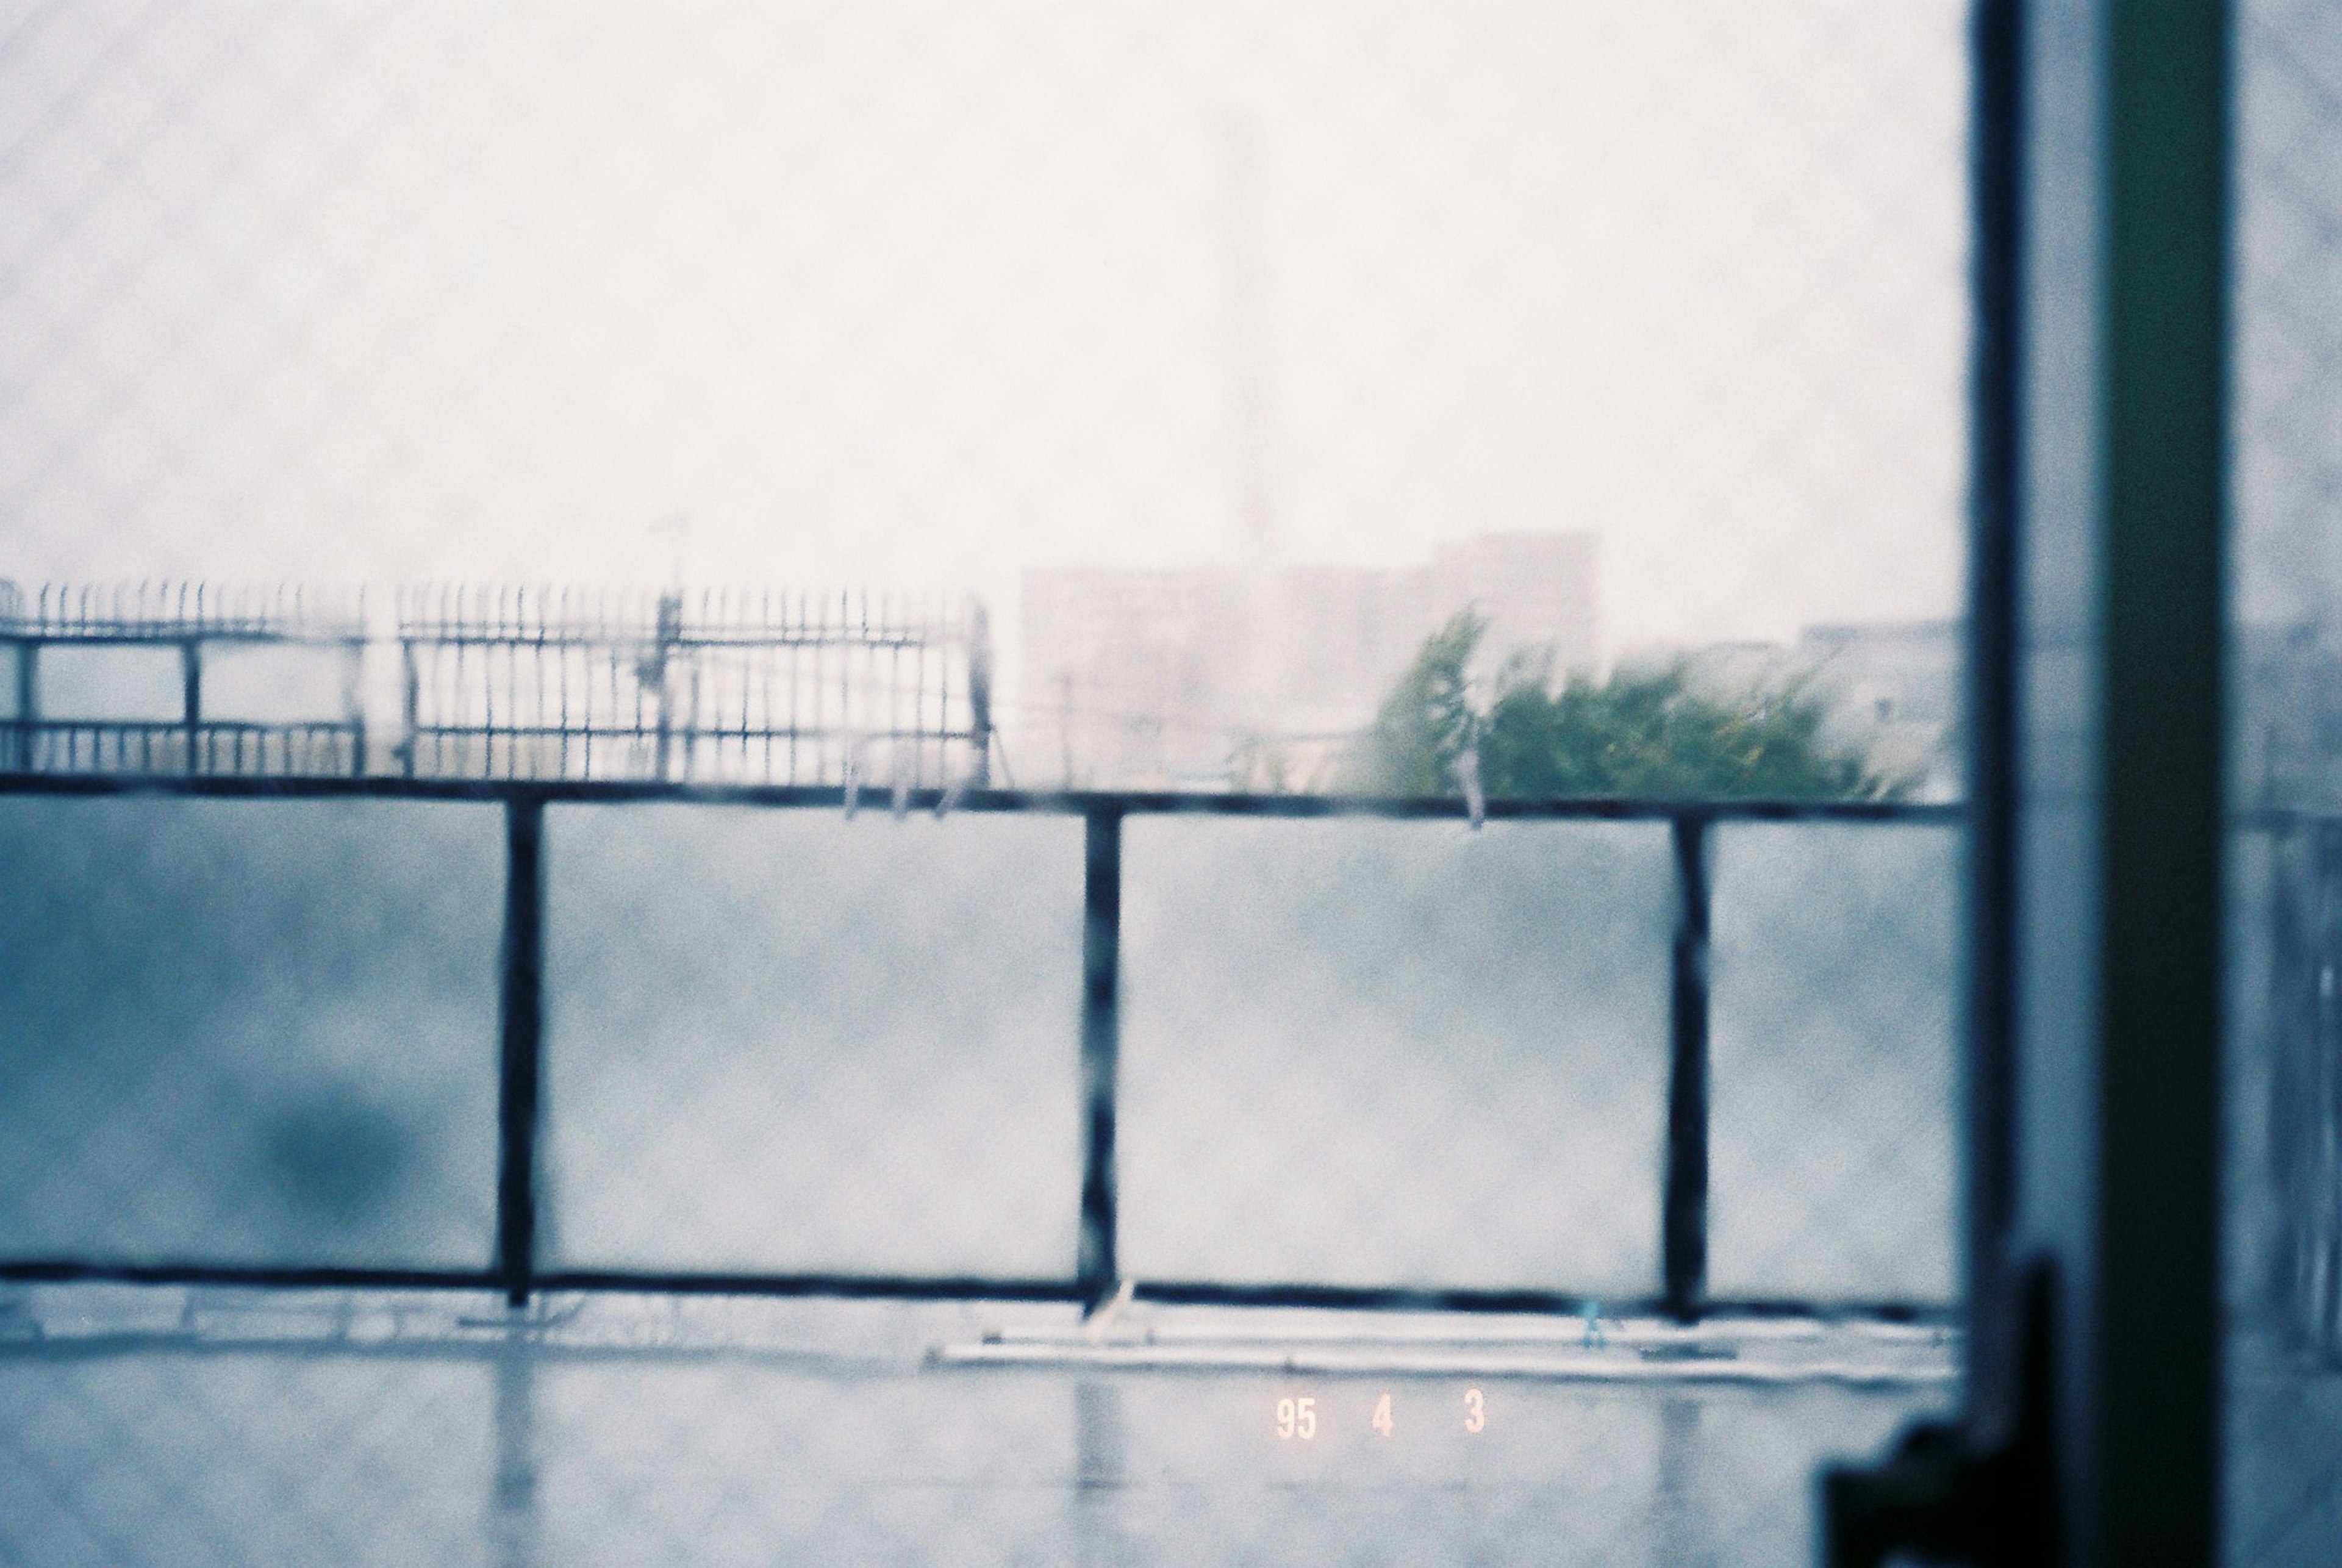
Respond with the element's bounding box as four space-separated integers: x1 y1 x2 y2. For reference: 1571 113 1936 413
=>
1018 533 1599 789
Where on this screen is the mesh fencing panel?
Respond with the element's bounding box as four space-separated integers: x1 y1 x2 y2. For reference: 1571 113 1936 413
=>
0 795 501 1269
0 1 1972 1561
540 805 1084 1279
1707 823 1960 1308
1116 816 1675 1297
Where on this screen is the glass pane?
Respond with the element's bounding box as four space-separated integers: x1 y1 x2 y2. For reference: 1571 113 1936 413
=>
542 805 1084 1277
1707 822 1960 1306
1119 816 1674 1296
0 797 501 1267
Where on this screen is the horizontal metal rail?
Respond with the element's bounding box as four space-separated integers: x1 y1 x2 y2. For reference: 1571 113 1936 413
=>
0 630 366 648
0 1259 1955 1325
0 768 1960 822
404 723 988 745
402 629 948 650
7 724 366 779
2 582 367 641
393 584 976 644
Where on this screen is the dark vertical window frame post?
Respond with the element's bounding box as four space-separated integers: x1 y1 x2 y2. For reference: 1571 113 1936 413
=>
401 639 420 778
1078 804 1124 1311
1663 809 1713 1323
1964 0 2027 1439
498 793 548 1308
2097 1 2229 1555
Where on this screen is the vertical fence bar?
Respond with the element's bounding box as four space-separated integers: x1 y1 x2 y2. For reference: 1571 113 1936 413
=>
1078 806 1124 1309
969 604 994 788
346 640 368 778
8 640 31 771
401 640 420 778
180 639 202 775
498 795 547 1308
1662 811 1713 1322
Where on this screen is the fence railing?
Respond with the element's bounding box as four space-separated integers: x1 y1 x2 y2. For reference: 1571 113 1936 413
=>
393 585 992 787
0 767 1962 1323
1 584 371 777
0 581 994 789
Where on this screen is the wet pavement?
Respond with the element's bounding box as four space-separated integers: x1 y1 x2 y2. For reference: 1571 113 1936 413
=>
0 1286 1955 1566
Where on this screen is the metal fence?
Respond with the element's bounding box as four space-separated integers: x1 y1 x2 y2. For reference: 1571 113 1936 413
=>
1 582 368 775
1 581 994 788
0 768 1957 1323
393 585 993 788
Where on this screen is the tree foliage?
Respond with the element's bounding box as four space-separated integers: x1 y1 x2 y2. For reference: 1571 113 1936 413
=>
1353 612 1911 801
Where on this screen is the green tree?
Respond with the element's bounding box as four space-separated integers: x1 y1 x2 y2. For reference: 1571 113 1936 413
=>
1353 612 1913 801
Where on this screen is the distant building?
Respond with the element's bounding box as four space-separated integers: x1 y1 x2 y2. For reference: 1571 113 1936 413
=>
1428 533 1600 682
1018 532 1598 788
1270 566 1437 736
1017 567 1258 788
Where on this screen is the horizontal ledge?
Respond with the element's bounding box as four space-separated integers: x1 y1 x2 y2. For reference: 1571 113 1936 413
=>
12 721 357 734
0 1261 1081 1303
0 771 1962 823
406 726 983 743
0 1260 1947 1325
928 1339 1958 1388
0 1262 497 1291
392 632 944 648
0 631 366 647
1125 1281 1952 1324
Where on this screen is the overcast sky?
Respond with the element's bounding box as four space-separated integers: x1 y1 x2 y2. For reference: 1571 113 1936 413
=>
0 0 1970 658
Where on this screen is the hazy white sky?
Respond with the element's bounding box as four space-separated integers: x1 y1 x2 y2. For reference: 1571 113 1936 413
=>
0 0 1969 654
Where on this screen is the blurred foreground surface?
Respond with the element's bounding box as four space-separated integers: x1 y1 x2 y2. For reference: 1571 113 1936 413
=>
0 1287 1954 1567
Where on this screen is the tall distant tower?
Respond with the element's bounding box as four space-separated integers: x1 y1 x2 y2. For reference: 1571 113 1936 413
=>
1223 113 1277 737
1223 112 1274 564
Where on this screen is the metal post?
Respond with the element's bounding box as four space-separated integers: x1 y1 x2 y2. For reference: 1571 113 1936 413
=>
346 639 368 778
497 797 546 1308
2094 4 2228 1555
653 592 680 782
180 639 201 774
9 639 32 771
401 640 420 778
1961 0 2025 1442
968 602 994 787
1662 811 1711 1322
1077 807 1123 1309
